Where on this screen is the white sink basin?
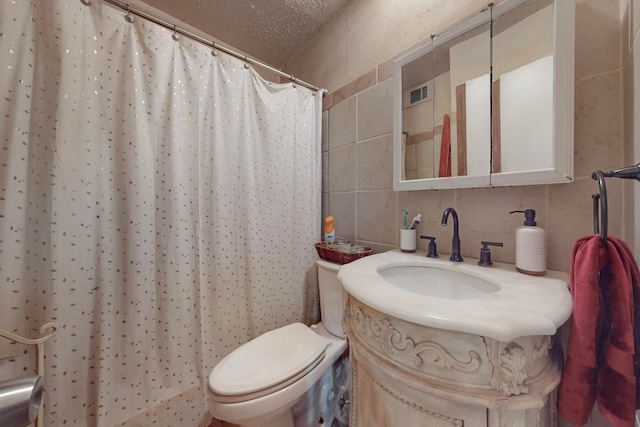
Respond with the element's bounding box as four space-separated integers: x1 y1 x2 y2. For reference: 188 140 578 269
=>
378 266 498 299
337 250 573 342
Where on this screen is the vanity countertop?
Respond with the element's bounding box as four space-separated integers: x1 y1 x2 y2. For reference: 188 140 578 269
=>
337 250 573 342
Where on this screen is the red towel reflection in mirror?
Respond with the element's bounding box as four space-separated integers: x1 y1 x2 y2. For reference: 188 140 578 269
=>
438 114 451 177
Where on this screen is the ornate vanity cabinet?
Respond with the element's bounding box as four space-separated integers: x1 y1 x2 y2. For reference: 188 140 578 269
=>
338 250 572 427
345 296 562 427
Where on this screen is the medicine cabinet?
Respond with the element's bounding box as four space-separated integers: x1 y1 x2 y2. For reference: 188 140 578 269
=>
392 0 574 190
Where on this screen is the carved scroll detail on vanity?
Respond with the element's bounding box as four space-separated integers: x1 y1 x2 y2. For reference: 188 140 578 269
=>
533 336 551 361
353 305 481 373
499 342 529 396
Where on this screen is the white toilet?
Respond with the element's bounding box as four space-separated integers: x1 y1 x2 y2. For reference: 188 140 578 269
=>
208 260 348 427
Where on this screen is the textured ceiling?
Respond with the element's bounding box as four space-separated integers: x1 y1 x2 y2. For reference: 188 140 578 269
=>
137 0 352 68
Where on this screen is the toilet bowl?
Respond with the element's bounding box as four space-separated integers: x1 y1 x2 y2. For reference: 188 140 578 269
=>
208 260 347 427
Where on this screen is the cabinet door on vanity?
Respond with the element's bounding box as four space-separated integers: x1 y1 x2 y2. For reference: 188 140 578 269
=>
351 349 488 427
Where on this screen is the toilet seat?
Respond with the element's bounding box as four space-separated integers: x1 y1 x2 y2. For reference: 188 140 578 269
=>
209 323 328 402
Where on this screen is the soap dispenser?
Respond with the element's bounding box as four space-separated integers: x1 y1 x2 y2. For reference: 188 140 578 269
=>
509 209 546 276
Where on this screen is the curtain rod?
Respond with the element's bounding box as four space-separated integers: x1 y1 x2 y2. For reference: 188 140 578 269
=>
83 0 327 96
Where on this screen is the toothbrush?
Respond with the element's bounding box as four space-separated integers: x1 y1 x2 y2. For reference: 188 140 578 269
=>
402 209 409 229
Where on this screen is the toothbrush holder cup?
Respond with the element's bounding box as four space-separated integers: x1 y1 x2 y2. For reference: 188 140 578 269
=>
400 229 417 253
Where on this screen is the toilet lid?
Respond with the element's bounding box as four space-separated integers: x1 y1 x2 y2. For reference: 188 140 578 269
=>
209 323 327 398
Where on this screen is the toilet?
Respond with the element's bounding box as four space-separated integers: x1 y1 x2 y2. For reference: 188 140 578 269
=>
208 260 348 427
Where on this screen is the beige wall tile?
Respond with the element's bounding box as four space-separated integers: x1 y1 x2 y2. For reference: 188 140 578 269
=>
378 58 395 82
622 0 632 60
635 0 640 39
415 140 435 174
357 79 394 141
624 46 635 170
575 0 621 82
322 193 329 237
328 144 357 192
328 96 357 149
357 134 393 191
322 110 329 152
405 143 417 174
322 92 334 111
547 178 623 272
333 69 377 106
623 38 635 244
456 186 547 264
357 190 398 245
328 191 357 240
624 179 635 245
322 151 329 193
574 70 622 178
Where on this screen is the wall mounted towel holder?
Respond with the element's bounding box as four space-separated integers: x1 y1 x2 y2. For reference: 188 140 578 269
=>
592 163 640 243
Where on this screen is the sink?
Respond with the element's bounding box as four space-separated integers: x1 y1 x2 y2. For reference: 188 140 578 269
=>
378 265 498 299
337 250 572 342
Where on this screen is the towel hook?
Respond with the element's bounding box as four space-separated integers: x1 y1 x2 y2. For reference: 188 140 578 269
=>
592 170 608 243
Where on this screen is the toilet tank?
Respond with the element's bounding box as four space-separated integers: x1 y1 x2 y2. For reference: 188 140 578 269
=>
316 260 346 338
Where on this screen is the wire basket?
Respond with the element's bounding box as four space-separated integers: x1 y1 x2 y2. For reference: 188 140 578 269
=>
315 242 373 265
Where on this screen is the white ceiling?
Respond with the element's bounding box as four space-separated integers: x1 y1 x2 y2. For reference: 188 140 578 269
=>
136 0 352 68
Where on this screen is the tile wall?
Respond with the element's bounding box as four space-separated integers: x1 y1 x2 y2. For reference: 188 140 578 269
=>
623 0 640 262
286 0 628 273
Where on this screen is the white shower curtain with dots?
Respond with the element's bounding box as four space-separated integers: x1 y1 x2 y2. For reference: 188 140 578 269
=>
0 1 322 425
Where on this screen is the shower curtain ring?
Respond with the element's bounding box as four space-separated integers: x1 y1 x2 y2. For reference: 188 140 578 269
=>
124 6 135 23
172 25 180 41
211 42 217 56
80 0 91 6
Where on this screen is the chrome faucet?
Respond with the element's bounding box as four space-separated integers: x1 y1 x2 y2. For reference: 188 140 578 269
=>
441 207 463 262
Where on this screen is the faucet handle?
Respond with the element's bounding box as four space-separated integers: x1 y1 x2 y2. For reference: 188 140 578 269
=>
478 241 503 267
420 236 439 258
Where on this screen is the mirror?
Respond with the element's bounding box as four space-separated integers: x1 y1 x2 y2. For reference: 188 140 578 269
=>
393 0 574 191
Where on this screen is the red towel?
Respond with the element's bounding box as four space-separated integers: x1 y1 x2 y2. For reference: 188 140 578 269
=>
557 235 640 426
438 114 451 177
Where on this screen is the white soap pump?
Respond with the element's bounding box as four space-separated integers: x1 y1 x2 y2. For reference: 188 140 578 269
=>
509 209 546 276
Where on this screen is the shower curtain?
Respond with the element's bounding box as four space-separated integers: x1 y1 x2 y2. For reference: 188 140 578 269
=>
0 1 322 426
